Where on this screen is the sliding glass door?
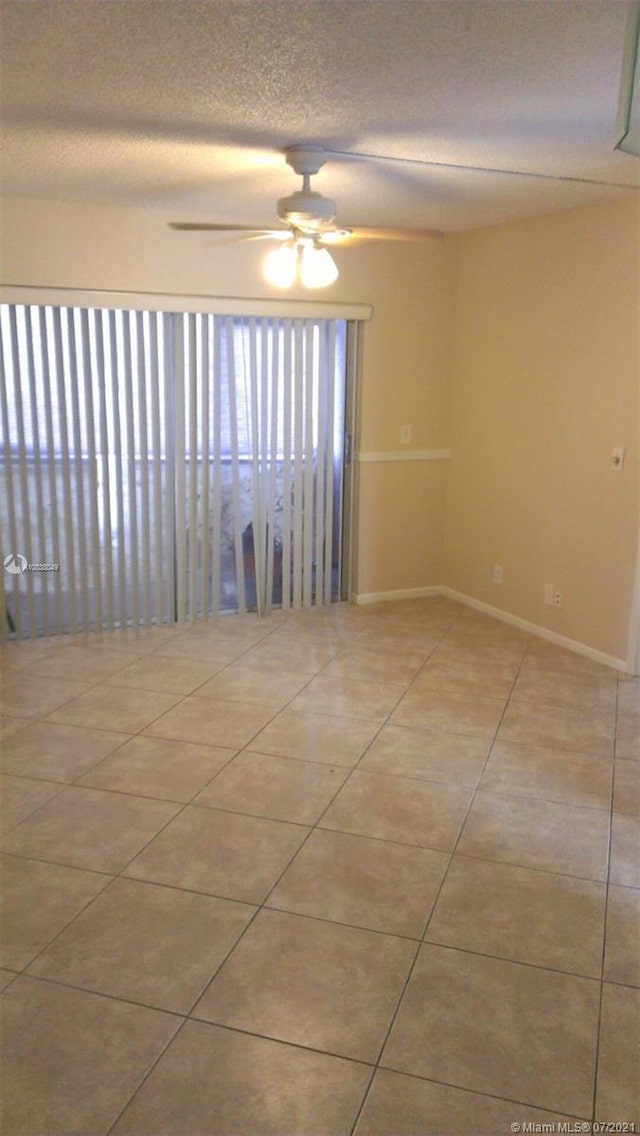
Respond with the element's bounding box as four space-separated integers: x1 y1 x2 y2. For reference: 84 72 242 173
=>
176 313 348 619
0 302 352 639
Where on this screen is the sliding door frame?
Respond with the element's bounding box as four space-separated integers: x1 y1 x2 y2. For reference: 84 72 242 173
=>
1 286 371 638
340 320 360 603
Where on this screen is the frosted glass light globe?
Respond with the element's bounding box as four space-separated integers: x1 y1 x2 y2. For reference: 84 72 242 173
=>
264 244 297 288
300 244 339 289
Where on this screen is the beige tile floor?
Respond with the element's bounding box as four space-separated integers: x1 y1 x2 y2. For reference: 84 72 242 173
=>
0 597 638 1135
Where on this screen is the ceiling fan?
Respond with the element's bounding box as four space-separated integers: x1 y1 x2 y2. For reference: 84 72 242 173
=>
169 144 439 288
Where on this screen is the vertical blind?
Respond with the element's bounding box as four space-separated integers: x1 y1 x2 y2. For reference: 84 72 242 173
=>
0 303 348 639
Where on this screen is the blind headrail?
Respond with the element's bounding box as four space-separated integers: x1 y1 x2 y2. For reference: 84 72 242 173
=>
0 285 373 322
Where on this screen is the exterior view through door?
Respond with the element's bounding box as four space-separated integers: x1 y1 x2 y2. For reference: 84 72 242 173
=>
0 303 352 639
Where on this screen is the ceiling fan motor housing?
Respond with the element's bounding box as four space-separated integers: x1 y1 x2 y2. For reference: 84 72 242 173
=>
277 189 337 230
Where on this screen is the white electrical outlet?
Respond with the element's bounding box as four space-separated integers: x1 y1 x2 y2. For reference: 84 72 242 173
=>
399 425 411 445
492 564 502 584
553 590 562 607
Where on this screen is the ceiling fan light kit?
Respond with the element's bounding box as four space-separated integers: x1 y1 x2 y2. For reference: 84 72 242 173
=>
263 242 298 288
263 237 339 289
300 242 339 288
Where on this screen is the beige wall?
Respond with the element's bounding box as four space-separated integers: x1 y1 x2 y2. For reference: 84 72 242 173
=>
445 198 640 661
0 195 454 599
2 195 638 659
349 240 455 596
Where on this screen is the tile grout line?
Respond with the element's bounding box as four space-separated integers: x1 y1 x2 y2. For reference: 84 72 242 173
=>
101 626 392 1028
1 614 345 1135
417 629 534 946
372 1062 594 1122
346 611 471 1127
114 610 460 1131
348 610 531 1134
1 604 632 1133
102 1013 189 1136
2 611 396 997
99 610 433 1133
2 626 336 845
589 670 619 1123
357 627 615 1127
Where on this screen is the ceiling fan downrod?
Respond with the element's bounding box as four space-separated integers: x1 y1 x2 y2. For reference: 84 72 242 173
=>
278 144 336 229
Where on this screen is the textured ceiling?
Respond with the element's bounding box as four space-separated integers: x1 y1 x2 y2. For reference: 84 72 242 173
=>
0 0 638 233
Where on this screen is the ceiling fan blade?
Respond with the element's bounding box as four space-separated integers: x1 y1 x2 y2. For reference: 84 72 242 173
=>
315 228 354 245
350 226 442 242
169 222 289 234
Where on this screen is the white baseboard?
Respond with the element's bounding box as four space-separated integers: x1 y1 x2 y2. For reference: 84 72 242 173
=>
439 586 630 673
352 584 631 672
